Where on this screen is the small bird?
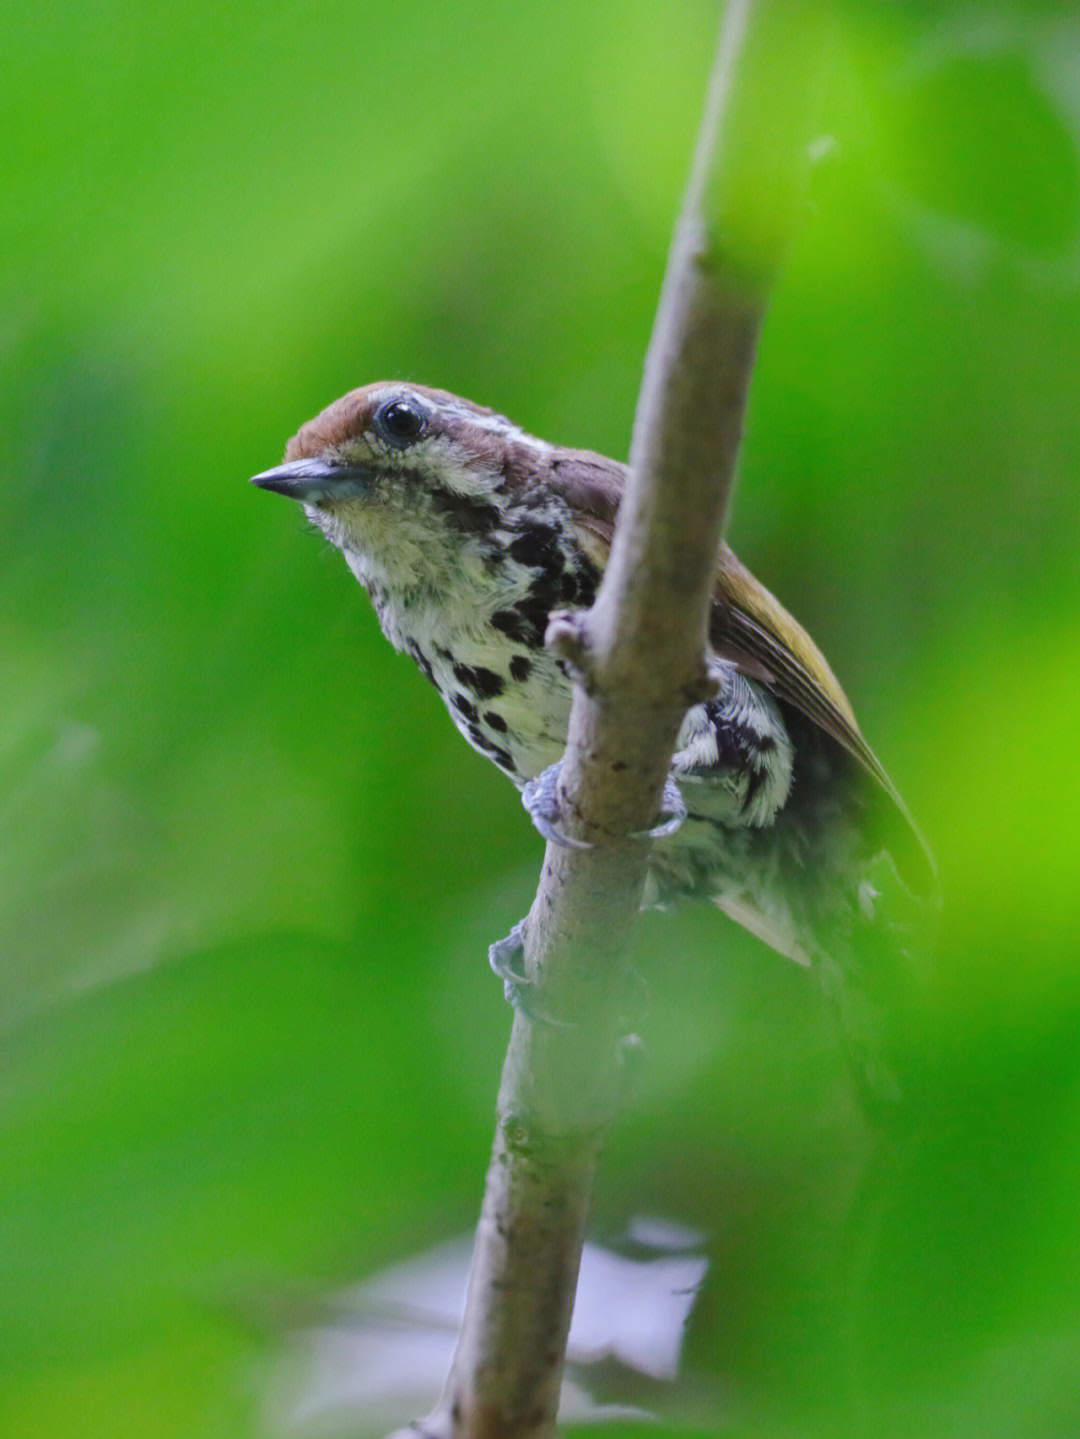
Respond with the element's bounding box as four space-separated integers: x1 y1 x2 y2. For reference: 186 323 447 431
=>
253 383 935 1100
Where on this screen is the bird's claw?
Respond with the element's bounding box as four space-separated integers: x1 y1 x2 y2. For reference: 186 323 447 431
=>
521 764 594 850
523 765 686 847
629 775 686 841
489 921 651 1038
488 921 527 996
488 922 574 1029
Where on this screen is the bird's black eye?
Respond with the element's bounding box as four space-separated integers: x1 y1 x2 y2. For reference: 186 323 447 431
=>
375 396 428 447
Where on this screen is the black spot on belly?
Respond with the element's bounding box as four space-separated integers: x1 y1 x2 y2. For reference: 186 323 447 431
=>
509 654 532 683
742 765 768 812
452 663 504 699
465 724 516 774
452 692 479 724
566 565 599 607
405 640 436 685
484 711 508 733
508 525 560 568
492 609 530 645
492 592 553 648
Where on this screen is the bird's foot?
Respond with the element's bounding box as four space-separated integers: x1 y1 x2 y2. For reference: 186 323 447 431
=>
630 775 686 841
488 922 574 1029
522 764 686 847
489 921 651 1036
521 764 594 850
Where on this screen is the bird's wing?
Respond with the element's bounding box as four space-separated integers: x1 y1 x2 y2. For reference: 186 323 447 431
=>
710 546 886 788
709 545 935 887
554 451 892 793
554 459 935 892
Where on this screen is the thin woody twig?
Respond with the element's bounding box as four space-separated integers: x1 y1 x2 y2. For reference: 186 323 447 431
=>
400 4 823 1435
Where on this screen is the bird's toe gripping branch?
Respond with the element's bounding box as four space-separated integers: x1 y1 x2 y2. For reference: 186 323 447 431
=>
522 763 686 849
631 775 687 841
488 922 574 1029
521 763 595 850
488 921 651 1036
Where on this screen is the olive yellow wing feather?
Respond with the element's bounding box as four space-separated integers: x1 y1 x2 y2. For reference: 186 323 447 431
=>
561 471 934 891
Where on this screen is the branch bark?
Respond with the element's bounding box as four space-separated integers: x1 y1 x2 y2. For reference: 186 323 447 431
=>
402 3 825 1435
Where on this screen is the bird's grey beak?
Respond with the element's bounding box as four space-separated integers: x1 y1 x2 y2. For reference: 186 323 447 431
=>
250 458 369 502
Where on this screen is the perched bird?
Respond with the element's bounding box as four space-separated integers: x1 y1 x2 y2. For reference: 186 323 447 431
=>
253 383 936 1101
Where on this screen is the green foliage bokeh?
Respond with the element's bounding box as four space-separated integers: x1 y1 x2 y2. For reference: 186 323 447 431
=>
4 2 1080 1435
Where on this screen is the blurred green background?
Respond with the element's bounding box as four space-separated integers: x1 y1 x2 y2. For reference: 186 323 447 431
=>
4 0 1080 1434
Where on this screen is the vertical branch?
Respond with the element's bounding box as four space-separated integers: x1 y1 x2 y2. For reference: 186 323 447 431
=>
401 4 827 1435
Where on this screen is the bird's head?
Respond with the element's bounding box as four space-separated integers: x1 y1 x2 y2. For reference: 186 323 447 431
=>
251 383 562 593
252 383 554 509
251 382 624 605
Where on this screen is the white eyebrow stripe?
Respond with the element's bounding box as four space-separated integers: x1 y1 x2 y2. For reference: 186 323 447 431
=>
364 385 554 460
432 400 553 457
